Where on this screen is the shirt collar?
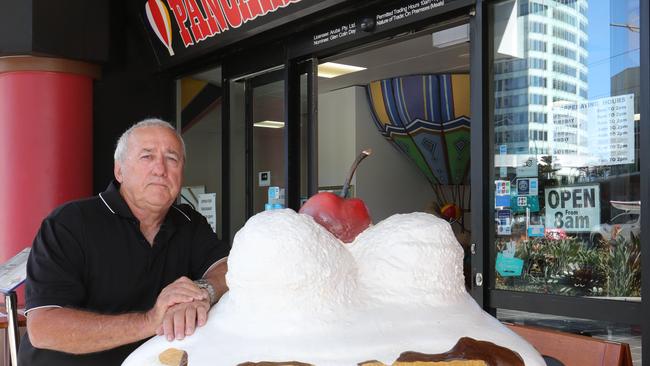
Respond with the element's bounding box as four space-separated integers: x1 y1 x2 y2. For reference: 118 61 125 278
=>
99 180 191 226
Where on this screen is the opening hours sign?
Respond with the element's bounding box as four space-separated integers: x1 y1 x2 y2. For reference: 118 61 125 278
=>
544 184 600 233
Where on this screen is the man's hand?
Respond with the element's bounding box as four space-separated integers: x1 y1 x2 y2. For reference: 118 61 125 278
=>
146 276 207 333
156 297 210 341
149 259 229 341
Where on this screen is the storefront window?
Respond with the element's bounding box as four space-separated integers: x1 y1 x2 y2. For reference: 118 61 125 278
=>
490 0 641 299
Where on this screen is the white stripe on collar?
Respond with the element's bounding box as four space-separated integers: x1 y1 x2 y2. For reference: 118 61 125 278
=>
98 192 115 214
172 205 191 222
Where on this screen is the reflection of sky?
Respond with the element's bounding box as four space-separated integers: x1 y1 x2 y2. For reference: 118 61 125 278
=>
587 0 640 100
586 1 611 100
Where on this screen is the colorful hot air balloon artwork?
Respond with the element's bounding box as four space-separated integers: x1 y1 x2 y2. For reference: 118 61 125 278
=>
366 74 471 230
145 0 175 56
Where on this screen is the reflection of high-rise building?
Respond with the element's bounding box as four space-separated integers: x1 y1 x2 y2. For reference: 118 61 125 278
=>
608 0 640 172
494 0 589 158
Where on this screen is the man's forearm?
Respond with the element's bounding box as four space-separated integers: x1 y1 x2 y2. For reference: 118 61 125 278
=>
203 257 229 301
27 307 155 354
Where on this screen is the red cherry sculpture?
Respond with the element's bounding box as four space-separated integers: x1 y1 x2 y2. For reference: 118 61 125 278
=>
299 192 371 243
299 149 372 243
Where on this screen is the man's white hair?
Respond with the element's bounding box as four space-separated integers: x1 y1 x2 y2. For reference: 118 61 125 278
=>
114 118 186 162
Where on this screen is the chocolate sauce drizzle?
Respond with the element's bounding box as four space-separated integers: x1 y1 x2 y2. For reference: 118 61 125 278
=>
389 337 524 366
238 337 524 366
238 362 314 366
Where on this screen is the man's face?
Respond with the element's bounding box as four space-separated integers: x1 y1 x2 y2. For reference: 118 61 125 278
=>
115 126 184 213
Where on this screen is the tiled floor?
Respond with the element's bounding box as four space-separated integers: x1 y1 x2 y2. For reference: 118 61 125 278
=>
497 309 642 365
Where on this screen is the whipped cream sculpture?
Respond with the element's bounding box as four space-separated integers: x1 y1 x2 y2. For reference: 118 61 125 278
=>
123 209 546 366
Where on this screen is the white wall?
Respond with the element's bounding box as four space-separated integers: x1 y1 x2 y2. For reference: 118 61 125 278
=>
318 87 357 188
183 107 222 193
319 86 434 223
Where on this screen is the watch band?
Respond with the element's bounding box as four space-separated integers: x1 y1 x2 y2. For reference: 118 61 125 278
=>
194 279 217 305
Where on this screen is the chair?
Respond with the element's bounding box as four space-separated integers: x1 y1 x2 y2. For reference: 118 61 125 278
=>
505 322 633 366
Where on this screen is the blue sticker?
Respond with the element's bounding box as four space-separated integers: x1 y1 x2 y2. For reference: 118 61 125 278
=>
517 178 538 195
495 195 511 208
497 209 511 225
527 225 545 237
517 179 530 195
510 195 539 213
496 253 524 277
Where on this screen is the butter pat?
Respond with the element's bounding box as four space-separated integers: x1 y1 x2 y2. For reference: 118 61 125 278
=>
159 348 188 366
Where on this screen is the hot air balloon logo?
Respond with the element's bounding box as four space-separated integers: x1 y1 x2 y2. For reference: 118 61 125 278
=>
366 74 471 231
145 0 175 56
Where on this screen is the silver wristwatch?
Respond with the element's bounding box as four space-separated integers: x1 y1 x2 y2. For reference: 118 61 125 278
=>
194 279 217 305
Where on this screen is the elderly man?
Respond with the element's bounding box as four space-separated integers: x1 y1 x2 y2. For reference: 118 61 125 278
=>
18 119 230 365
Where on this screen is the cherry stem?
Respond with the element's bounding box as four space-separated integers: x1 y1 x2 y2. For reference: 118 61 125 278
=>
341 148 372 198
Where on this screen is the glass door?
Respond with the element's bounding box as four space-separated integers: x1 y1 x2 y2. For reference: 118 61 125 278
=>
229 68 286 222
289 58 319 207
247 71 286 216
227 63 313 234
488 0 642 323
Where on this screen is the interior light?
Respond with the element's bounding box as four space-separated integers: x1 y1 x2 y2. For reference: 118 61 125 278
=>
318 62 366 78
634 113 640 121
253 120 285 128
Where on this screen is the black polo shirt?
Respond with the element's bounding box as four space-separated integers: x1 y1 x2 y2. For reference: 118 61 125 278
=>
18 181 230 366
